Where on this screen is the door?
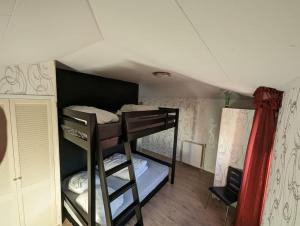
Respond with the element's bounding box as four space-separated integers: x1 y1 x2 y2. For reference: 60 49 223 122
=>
10 99 57 226
0 99 21 226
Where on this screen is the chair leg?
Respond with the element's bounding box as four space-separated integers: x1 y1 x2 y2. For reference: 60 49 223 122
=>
205 192 211 209
224 206 229 226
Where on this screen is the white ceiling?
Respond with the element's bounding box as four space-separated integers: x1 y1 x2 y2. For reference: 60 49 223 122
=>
0 0 101 66
0 0 299 97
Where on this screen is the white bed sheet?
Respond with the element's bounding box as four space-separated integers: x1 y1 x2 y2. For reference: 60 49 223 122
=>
64 154 169 225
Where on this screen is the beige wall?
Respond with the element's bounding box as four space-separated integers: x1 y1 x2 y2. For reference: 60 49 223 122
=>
261 86 300 226
139 96 253 173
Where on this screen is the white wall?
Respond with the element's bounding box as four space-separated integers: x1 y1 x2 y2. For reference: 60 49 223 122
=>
261 85 300 226
139 96 253 173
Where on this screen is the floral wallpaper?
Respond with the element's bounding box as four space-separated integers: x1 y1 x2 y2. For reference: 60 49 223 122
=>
213 108 254 186
138 97 230 173
0 61 56 96
261 88 300 226
138 97 197 158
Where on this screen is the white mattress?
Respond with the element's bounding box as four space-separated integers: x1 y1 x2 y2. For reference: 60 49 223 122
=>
110 154 169 216
64 154 169 225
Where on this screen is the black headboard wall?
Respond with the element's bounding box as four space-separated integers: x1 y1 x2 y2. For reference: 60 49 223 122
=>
56 69 139 178
57 69 138 111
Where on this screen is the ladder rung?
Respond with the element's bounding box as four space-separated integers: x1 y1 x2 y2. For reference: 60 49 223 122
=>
109 180 136 202
113 201 139 226
105 160 132 177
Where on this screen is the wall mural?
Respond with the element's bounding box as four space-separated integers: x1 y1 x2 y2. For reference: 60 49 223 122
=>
213 108 254 186
262 88 300 226
0 62 56 96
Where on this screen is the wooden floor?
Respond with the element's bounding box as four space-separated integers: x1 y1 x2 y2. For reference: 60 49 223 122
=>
63 163 236 226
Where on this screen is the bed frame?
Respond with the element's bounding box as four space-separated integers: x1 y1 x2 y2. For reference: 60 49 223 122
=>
60 107 179 226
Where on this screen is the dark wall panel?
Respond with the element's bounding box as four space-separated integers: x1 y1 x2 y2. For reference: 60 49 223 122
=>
57 69 138 111
56 69 139 178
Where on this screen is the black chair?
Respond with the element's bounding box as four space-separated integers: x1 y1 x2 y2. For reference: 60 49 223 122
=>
205 166 243 226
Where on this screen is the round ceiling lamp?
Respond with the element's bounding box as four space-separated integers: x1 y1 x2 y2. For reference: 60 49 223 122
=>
152 71 172 78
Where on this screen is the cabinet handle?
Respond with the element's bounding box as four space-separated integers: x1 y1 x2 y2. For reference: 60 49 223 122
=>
13 178 18 181
17 176 22 180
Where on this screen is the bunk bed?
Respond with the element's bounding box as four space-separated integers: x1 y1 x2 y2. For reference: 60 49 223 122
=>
60 107 179 226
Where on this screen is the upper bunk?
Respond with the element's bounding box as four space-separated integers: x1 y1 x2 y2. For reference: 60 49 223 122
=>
61 106 179 152
61 108 122 152
122 107 179 141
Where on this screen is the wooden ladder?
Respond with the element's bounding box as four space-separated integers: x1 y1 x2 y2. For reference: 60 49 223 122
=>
97 142 143 226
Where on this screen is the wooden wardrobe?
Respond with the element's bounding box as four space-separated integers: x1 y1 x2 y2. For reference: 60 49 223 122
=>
214 108 254 186
0 62 61 226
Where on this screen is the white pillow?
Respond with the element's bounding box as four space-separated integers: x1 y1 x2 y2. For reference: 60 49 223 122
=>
117 104 159 115
68 171 100 194
66 106 119 124
76 185 124 225
103 153 148 180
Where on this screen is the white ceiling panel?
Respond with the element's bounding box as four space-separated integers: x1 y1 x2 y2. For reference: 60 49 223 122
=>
1 0 298 96
59 40 226 98
60 41 197 84
0 0 102 65
178 0 300 92
140 81 223 98
87 61 198 84
87 0 236 90
60 41 130 72
0 0 15 16
60 41 190 83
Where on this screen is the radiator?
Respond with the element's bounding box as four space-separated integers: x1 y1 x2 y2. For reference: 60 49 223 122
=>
180 140 206 169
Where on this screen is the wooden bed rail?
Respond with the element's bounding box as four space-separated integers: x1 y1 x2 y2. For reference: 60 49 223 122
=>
122 108 179 141
61 108 96 152
61 108 98 226
60 107 179 226
123 108 179 184
61 107 179 187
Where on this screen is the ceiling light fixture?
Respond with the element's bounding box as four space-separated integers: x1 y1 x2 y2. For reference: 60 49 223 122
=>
152 71 171 78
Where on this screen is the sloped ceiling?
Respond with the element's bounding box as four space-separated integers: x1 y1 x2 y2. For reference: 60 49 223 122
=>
0 0 101 65
0 0 299 97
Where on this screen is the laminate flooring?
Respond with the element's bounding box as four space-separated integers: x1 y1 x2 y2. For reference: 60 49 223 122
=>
63 162 236 226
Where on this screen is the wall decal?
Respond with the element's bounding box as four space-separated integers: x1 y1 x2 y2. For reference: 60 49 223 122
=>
0 62 55 96
262 88 300 226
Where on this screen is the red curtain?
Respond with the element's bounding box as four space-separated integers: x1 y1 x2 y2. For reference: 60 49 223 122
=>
234 87 283 226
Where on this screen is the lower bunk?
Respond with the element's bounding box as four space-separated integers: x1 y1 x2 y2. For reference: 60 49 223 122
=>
62 154 169 226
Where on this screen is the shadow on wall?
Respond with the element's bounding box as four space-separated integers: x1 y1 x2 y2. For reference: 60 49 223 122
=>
0 107 7 164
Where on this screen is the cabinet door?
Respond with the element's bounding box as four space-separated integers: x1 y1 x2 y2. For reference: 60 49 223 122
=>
0 99 21 226
10 99 57 226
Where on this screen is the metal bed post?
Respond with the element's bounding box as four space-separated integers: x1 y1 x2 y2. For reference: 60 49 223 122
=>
171 109 179 184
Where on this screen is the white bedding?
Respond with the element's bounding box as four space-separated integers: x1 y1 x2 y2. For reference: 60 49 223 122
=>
64 154 169 226
68 171 100 194
76 186 124 225
117 104 158 115
68 154 148 194
66 106 119 124
103 153 148 180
